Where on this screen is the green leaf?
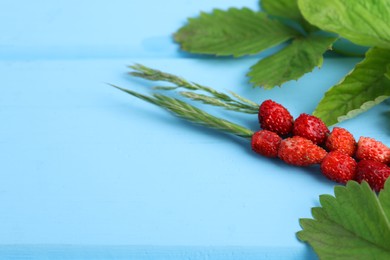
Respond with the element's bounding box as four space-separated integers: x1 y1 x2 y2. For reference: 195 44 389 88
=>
248 35 336 88
298 0 390 49
313 47 390 126
174 8 299 57
297 181 390 259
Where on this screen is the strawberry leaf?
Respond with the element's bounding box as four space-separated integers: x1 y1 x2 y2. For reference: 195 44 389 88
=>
248 35 336 88
297 180 390 259
174 8 299 57
313 47 390 126
298 0 390 49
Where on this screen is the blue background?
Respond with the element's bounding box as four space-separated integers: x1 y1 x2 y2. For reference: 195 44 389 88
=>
0 1 388 259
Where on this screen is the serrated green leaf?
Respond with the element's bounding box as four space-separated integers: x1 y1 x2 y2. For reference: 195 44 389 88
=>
297 181 390 259
174 8 299 57
298 0 390 49
248 35 336 88
313 48 390 126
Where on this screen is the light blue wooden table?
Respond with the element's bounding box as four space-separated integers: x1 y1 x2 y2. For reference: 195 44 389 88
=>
0 1 388 259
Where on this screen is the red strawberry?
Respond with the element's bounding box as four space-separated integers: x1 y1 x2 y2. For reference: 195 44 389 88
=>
293 113 329 145
278 136 327 166
355 137 390 164
258 99 293 136
251 130 282 158
320 151 357 184
325 127 356 156
355 160 390 192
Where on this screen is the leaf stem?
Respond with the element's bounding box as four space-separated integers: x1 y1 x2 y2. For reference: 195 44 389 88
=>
129 64 259 114
111 84 254 139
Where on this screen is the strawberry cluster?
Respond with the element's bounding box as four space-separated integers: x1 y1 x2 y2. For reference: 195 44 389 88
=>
252 100 390 192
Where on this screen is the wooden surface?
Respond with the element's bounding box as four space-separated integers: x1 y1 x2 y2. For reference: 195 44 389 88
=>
1 1 388 259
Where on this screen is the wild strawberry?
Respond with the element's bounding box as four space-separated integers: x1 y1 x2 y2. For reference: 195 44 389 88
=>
251 130 282 158
355 160 390 192
278 136 327 166
325 127 356 156
355 137 390 164
320 151 357 184
258 99 293 136
293 113 329 145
